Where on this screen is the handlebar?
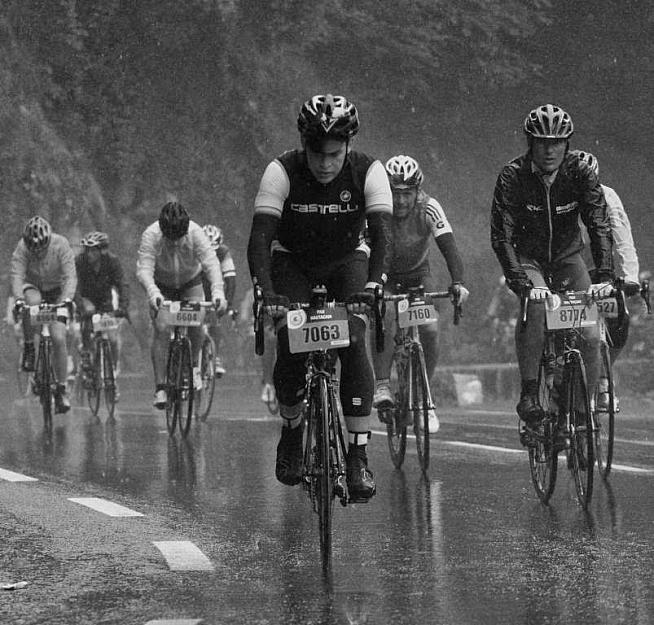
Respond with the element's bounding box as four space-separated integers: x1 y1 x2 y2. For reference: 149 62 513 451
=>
384 289 462 326
252 285 386 355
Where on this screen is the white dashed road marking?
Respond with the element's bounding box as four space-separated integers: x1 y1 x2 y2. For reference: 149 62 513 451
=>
0 468 38 482
68 497 144 517
153 541 215 571
145 620 204 625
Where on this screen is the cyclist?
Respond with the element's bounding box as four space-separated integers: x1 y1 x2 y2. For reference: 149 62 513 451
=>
247 93 393 501
136 201 226 409
491 104 614 427
573 150 641 410
74 231 130 396
10 216 77 413
201 224 236 377
372 155 469 432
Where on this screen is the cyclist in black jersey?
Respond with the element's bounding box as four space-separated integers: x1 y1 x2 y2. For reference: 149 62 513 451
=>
491 104 614 426
248 94 393 501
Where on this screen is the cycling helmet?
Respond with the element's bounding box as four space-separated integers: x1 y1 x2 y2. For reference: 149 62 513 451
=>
80 231 109 249
385 155 424 188
22 216 52 251
572 150 599 176
297 94 359 141
202 224 223 249
159 201 189 240
523 104 574 139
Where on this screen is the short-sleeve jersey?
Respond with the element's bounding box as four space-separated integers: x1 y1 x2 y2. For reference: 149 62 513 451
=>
391 191 454 275
254 150 389 267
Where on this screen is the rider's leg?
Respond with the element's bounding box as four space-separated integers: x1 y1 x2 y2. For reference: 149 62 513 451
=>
20 287 41 370
372 302 396 409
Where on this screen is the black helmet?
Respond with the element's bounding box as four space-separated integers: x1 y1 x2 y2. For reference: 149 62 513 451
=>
297 94 359 142
23 216 52 251
159 201 189 240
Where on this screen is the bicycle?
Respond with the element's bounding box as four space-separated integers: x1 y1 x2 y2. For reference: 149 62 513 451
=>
592 279 651 479
83 311 121 419
18 302 72 429
380 286 461 474
253 285 383 569
519 289 600 509
158 300 213 437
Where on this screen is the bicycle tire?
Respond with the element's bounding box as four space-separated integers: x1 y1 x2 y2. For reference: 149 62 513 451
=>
102 340 117 420
176 338 195 438
593 342 615 479
16 350 30 397
528 359 558 504
196 337 216 422
315 375 333 570
386 350 408 469
413 346 430 474
165 342 179 435
566 354 594 509
38 341 53 430
87 342 101 417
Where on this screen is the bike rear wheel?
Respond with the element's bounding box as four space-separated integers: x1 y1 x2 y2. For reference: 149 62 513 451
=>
567 355 594 509
528 359 559 503
413 347 430 474
165 343 179 435
176 339 195 438
196 337 216 422
593 342 615 479
386 350 407 469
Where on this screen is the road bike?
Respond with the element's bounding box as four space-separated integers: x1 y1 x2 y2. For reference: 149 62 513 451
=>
520 290 601 509
592 279 651 479
19 302 72 429
83 311 121 419
253 285 383 569
380 286 461 474
158 300 213 437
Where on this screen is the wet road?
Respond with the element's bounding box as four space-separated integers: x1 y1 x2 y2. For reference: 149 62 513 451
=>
1 373 653 624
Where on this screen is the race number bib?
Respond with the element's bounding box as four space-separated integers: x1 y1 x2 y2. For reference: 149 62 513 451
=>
545 294 598 330
397 299 438 328
29 306 65 325
596 297 618 319
92 313 119 332
160 302 205 327
287 306 350 354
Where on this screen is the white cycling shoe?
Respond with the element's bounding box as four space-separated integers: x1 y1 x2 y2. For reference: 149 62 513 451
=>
373 384 394 409
419 409 440 434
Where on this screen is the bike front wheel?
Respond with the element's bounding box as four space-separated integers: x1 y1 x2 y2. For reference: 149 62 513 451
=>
386 351 407 469
37 342 53 430
593 342 615 480
175 338 195 438
566 355 594 509
87 347 101 417
412 347 431 474
101 341 117 419
196 337 216 422
314 376 334 570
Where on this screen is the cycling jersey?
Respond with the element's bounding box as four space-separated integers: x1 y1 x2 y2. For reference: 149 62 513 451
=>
390 190 463 283
491 151 614 290
249 149 392 292
75 251 129 312
137 220 224 303
10 233 77 300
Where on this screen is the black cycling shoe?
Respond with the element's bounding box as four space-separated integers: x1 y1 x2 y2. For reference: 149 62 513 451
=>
275 424 304 486
346 445 376 501
516 393 544 427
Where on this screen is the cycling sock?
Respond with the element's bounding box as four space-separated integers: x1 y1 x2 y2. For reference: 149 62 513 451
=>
376 378 389 388
348 431 370 446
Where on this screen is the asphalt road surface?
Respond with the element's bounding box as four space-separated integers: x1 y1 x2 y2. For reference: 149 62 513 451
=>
1 373 652 625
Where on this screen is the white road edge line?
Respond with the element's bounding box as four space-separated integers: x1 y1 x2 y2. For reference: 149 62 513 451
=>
0 468 38 482
369 430 654 474
153 541 215 571
68 497 144 517
145 618 204 625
